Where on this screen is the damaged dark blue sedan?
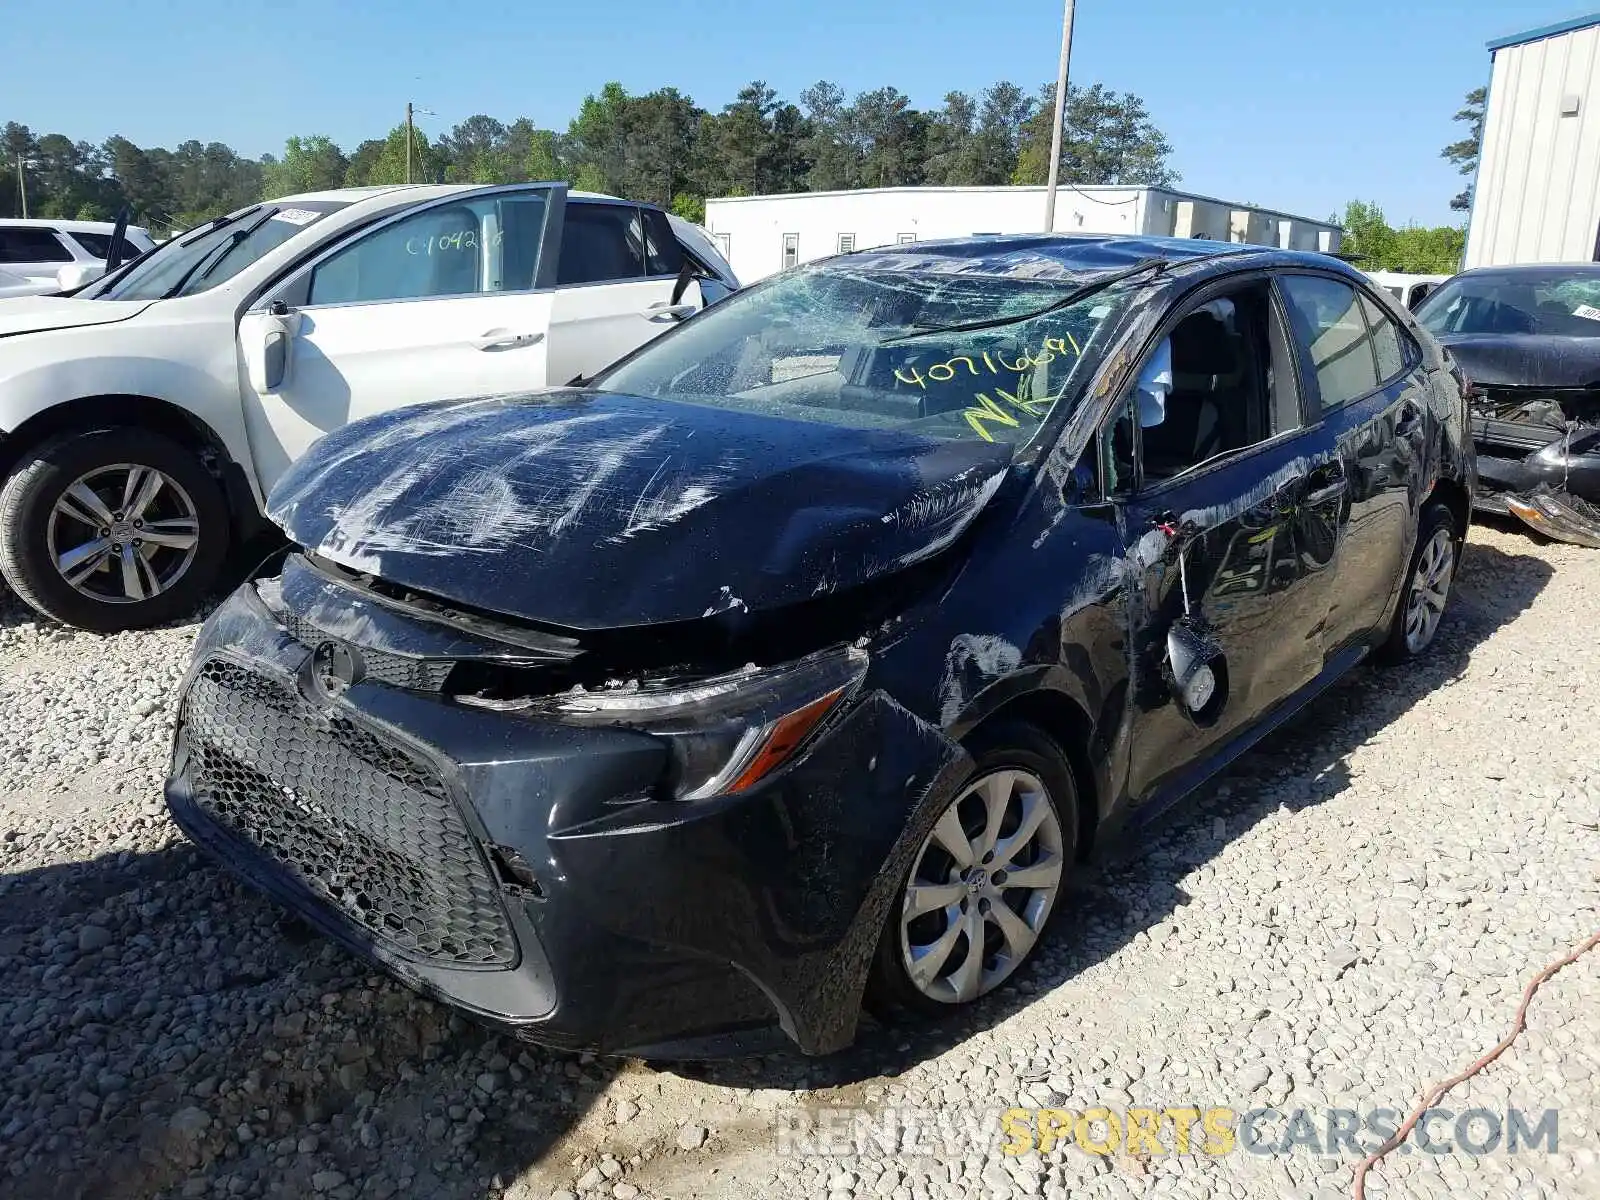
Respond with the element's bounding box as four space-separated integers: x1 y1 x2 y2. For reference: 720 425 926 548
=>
165 235 1474 1057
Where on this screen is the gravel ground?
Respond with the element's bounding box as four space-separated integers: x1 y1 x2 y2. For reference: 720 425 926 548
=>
1 521 1597 1200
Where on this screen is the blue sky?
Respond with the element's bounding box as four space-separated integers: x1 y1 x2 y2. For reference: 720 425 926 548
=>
0 0 1566 227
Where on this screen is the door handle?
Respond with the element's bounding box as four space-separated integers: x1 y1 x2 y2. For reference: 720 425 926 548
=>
643 302 697 322
473 329 545 351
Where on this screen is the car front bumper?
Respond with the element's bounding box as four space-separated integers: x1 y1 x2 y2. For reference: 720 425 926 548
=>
164 582 967 1057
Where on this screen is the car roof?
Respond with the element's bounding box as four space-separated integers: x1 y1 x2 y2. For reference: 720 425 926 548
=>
813 233 1328 281
0 217 153 234
1453 262 1600 280
272 183 638 208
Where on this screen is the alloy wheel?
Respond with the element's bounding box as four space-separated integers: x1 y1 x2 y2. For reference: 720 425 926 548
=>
899 768 1065 1004
45 464 201 605
1404 525 1455 654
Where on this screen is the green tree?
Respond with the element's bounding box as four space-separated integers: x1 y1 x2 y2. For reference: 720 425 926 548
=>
717 81 779 195
1014 82 1176 187
625 88 700 205
670 193 706 223
440 115 512 182
1338 200 1464 274
344 125 442 187
972 82 1034 185
851 87 925 188
567 82 633 194
800 81 858 191
924 91 983 185
260 135 347 198
1338 199 1395 266
1442 86 1486 212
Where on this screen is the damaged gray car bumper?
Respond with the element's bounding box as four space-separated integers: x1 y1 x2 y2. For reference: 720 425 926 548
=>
164 581 971 1057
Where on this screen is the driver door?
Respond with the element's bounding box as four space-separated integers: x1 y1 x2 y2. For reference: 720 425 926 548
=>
1113 276 1349 810
238 186 559 495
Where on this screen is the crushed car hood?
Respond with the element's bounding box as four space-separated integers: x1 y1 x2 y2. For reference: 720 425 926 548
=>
1439 334 1600 389
0 295 154 337
266 391 1013 630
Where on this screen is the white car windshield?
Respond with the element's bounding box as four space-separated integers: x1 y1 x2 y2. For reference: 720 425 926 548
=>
594 263 1134 448
94 201 348 301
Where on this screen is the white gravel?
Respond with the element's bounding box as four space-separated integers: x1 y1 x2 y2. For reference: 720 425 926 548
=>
2 521 1597 1200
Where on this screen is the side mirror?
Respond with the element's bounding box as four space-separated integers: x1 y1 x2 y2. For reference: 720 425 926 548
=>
56 262 104 292
240 309 300 394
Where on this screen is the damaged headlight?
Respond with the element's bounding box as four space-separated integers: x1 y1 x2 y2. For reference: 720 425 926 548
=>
543 645 868 800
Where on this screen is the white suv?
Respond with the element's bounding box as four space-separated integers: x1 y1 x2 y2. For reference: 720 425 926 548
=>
0 219 157 288
0 183 738 631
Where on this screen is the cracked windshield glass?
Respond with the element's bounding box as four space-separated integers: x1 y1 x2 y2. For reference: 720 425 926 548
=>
597 261 1134 446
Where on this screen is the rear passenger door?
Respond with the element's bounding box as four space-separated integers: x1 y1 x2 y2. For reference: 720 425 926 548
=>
545 203 692 385
1277 274 1428 655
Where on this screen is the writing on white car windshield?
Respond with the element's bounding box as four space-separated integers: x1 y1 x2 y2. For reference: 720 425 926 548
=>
96 201 348 302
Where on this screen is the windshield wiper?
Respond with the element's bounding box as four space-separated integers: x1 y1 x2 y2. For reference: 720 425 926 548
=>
881 257 1172 344
161 207 275 299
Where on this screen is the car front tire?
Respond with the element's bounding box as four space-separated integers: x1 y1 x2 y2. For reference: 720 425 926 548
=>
867 720 1078 1021
0 428 230 632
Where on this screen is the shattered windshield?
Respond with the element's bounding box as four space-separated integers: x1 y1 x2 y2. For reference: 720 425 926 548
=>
594 264 1133 447
1417 270 1600 338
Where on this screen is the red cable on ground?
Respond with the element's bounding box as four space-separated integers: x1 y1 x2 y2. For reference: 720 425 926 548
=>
1352 927 1600 1199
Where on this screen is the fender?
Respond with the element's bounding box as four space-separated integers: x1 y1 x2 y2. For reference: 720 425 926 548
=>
0 322 264 508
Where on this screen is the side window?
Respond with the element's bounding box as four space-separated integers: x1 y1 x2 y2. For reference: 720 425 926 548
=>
1278 276 1379 410
308 192 549 306
640 208 684 278
1136 280 1296 483
68 232 114 258
1359 294 1407 382
1100 389 1137 497
556 204 647 285
0 228 74 264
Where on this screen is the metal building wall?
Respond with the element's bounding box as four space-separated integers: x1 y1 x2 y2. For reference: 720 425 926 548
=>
1467 19 1600 267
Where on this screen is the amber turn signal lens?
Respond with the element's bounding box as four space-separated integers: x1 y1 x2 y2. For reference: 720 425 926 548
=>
726 687 849 793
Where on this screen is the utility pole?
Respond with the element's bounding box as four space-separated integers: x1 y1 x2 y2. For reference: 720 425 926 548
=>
1043 0 1076 234
16 153 27 219
405 102 414 184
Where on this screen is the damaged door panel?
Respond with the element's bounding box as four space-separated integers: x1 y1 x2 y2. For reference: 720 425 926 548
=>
1120 438 1336 805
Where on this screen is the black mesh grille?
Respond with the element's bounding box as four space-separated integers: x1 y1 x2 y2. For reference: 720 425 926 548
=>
181 658 515 966
281 611 455 693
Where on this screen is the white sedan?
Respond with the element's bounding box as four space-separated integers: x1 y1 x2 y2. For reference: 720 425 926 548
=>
0 183 739 631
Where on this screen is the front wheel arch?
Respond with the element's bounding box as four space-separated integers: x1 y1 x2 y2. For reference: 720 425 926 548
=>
0 394 268 547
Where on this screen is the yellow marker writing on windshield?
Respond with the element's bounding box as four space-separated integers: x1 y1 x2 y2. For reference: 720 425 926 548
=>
964 393 1022 441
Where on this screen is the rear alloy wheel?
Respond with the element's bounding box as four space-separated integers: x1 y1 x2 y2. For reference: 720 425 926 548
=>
0 428 230 632
869 721 1077 1018
1379 500 1459 663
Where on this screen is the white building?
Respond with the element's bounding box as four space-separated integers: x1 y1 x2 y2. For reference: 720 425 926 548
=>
704 185 1343 283
1466 12 1600 268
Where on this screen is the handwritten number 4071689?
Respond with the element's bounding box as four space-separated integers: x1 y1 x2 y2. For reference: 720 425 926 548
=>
892 334 1082 391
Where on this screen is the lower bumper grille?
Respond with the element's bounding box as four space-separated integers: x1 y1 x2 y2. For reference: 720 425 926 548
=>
179 658 515 966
